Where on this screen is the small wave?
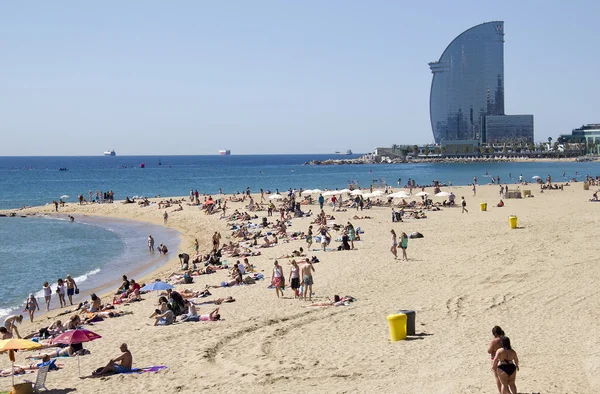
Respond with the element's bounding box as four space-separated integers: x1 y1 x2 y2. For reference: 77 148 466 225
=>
0 306 23 321
33 268 101 299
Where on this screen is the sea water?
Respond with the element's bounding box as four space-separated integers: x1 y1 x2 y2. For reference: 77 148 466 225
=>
0 215 179 321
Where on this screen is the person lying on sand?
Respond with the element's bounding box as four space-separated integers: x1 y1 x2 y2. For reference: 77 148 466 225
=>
195 296 235 305
92 343 132 376
15 355 62 372
301 295 355 307
26 343 85 359
199 308 221 321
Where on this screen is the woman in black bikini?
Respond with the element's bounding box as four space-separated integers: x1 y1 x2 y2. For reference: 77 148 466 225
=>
492 336 519 394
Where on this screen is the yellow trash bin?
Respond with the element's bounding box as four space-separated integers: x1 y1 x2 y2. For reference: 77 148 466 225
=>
480 202 487 211
387 313 407 342
508 215 518 229
584 182 589 190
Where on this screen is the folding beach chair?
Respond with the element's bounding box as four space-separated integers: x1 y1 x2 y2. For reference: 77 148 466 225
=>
25 363 50 392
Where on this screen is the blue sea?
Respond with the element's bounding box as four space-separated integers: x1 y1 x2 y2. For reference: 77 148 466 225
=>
0 154 599 320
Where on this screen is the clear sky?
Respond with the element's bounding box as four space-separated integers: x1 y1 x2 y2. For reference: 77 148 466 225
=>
1 1 598 156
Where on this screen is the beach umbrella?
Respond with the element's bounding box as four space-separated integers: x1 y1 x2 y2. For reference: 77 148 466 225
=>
0 338 43 385
311 189 323 194
269 194 283 200
301 189 313 195
140 281 173 292
390 192 410 198
415 191 429 197
371 190 385 196
60 195 69 199
51 329 102 377
339 189 351 194
435 191 452 197
322 191 337 196
362 192 374 198
203 200 215 205
350 189 363 195
532 175 541 179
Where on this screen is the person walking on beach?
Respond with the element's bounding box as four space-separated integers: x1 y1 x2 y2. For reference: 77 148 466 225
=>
461 197 468 213
301 258 315 301
492 336 519 394
65 275 78 306
4 315 23 338
148 235 155 252
271 261 284 298
472 184 477 196
24 294 40 322
318 194 324 210
193 238 199 253
400 232 408 261
306 225 313 250
289 260 301 299
56 278 66 308
390 230 398 259
42 282 52 311
163 211 168 225
488 326 505 393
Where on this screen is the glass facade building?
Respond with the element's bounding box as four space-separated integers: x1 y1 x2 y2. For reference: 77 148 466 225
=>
429 22 505 143
484 115 534 144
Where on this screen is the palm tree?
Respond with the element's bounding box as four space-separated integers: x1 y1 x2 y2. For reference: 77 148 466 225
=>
412 145 419 155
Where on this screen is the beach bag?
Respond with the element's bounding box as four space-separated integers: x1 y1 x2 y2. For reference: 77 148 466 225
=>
75 289 80 295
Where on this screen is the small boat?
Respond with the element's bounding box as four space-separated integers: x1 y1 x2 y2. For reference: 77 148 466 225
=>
58 167 69 172
158 159 162 166
104 150 116 156
219 150 231 156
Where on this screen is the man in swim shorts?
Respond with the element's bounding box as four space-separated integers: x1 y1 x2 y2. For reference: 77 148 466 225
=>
301 258 315 301
92 343 133 376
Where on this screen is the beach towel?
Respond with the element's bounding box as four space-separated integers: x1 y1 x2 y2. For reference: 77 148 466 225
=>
124 366 168 374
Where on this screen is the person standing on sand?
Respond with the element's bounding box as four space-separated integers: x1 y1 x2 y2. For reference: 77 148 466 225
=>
56 278 66 308
390 230 398 259
212 232 221 250
193 238 199 253
492 336 519 394
43 282 52 311
148 235 155 252
24 294 39 322
472 184 477 196
306 225 313 250
163 211 168 225
65 275 78 306
461 197 468 213
488 326 505 393
272 261 284 298
400 232 408 261
301 258 315 301
289 260 301 298
318 194 324 210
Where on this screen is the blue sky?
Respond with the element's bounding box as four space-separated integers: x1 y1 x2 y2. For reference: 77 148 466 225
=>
1 1 598 155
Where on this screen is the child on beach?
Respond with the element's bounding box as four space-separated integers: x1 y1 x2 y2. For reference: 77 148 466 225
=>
24 294 40 322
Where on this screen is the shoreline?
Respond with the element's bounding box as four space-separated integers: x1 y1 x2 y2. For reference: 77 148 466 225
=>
0 213 182 324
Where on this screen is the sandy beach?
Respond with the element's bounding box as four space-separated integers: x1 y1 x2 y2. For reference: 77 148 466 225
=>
2 182 600 394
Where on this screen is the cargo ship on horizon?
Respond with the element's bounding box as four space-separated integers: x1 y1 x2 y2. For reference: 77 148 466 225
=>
219 150 231 155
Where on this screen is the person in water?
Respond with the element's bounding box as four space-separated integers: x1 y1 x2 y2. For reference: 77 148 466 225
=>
492 336 519 394
487 326 505 393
